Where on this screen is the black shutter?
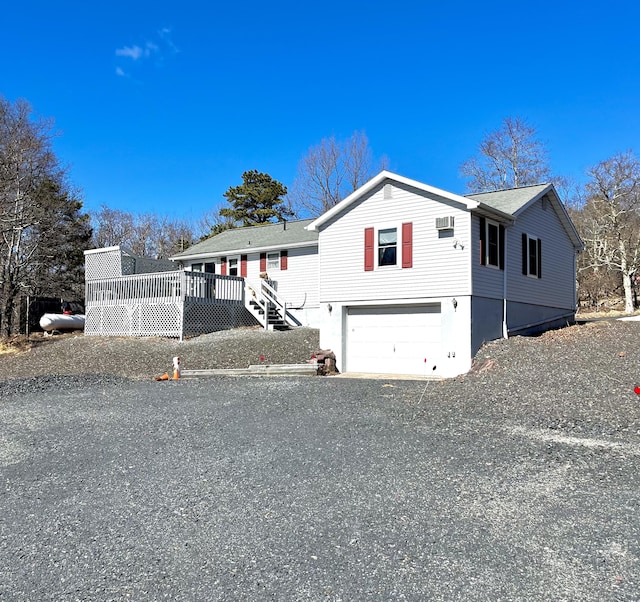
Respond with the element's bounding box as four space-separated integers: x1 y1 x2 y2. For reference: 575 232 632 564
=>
522 234 528 275
479 217 486 265
499 225 505 271
537 238 542 278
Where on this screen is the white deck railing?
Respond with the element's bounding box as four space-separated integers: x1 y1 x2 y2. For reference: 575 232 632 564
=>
85 271 250 338
86 271 244 307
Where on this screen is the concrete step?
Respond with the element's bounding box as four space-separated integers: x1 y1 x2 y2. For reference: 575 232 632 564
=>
181 363 318 377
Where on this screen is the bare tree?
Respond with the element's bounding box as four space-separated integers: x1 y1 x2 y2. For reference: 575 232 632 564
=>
577 151 640 313
92 206 135 249
460 117 552 192
289 131 387 217
198 205 234 240
91 207 196 258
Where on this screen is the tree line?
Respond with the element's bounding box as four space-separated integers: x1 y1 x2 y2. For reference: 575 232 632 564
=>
1 95 638 336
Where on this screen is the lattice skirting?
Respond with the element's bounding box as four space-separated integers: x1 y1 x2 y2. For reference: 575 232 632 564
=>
182 303 259 337
85 304 182 337
85 302 259 338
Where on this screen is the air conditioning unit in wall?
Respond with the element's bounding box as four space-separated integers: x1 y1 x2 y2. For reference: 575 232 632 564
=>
436 216 455 230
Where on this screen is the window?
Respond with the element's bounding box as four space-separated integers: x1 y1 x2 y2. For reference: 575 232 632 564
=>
378 228 397 266
228 256 239 276
487 222 499 267
191 263 203 272
204 262 215 274
364 224 412 271
522 234 542 278
479 217 504 270
267 252 280 270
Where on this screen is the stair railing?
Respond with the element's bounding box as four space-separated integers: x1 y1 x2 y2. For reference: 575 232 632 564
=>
260 279 288 329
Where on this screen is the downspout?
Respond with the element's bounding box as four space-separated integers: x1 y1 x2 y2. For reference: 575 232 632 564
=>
502 228 508 338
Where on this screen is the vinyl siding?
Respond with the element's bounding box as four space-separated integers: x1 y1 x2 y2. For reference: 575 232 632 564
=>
506 199 576 309
185 246 319 309
471 215 505 299
318 182 472 303
246 246 319 309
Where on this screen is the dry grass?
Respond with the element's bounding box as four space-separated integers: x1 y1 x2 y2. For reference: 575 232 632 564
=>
0 335 35 355
576 308 640 320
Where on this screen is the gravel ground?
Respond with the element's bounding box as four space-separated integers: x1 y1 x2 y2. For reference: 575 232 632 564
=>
0 327 321 381
1 320 640 600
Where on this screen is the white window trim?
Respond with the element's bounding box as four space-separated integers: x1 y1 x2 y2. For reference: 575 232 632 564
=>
524 234 541 278
376 223 401 269
227 255 240 277
266 251 280 271
484 219 501 270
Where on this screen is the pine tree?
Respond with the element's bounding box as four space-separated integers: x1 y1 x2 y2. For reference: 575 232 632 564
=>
219 170 292 228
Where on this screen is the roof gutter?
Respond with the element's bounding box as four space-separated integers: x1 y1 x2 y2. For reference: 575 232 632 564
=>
170 240 318 262
473 203 515 224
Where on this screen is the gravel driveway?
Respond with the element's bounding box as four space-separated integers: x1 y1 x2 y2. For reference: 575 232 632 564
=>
1 321 639 600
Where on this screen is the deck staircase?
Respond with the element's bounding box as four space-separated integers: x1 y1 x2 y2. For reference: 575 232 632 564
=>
245 279 293 330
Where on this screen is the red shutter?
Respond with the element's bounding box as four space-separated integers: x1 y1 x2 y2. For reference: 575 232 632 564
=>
260 252 266 272
240 255 247 278
364 227 374 271
220 256 227 276
280 250 288 271
402 222 413 268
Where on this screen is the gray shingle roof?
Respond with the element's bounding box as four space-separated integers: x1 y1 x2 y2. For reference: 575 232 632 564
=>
171 219 318 259
466 183 550 216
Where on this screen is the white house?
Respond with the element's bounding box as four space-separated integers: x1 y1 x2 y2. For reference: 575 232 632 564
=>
170 219 320 328
307 171 583 378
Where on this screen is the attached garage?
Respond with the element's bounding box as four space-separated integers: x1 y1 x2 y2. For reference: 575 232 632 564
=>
345 304 442 376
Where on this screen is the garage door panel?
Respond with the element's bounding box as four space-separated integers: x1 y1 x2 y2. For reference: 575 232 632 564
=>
346 304 441 375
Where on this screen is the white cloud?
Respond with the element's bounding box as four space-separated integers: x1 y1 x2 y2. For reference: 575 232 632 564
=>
116 45 144 60
114 28 177 77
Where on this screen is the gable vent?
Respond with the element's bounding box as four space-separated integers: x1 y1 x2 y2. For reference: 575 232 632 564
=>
436 216 455 230
383 183 393 199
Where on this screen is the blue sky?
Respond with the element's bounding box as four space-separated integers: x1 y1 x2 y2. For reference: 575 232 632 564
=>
2 1 639 227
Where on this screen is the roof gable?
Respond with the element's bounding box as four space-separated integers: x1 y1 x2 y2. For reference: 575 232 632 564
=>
307 171 483 231
171 219 318 260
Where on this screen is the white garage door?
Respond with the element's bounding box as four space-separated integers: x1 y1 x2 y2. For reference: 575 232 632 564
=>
346 304 441 376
